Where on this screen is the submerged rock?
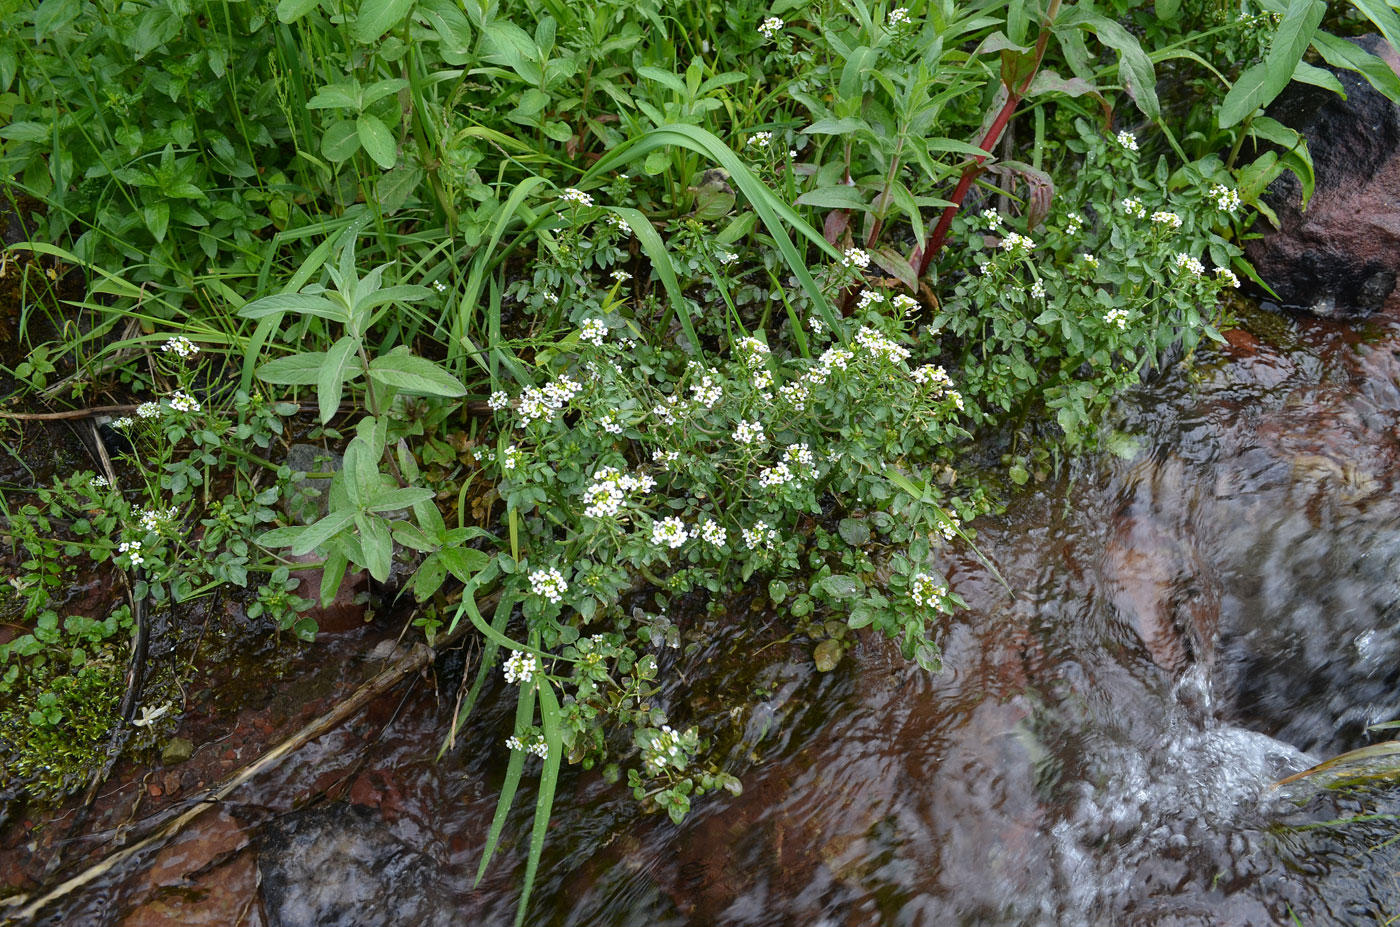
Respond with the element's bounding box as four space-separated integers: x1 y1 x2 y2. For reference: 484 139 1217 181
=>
259 804 460 927
1246 34 1400 319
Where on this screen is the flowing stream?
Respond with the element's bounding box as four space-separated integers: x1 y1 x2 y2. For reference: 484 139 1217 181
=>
14 305 1400 927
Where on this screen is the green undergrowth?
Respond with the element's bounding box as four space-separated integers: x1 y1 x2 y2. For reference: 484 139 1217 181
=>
3 0 1399 918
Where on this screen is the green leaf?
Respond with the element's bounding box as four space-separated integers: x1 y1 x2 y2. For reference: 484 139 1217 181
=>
34 0 81 39
1290 60 1344 95
1057 9 1160 120
143 203 170 243
321 549 349 606
306 83 362 111
820 574 864 599
239 292 347 322
1348 0 1400 63
258 352 330 385
353 0 415 42
357 114 397 169
1312 31 1400 104
1217 0 1326 128
362 77 409 107
366 487 436 513
795 186 869 210
318 336 358 423
321 120 361 161
367 354 467 397
356 513 392 582
608 205 699 352
474 680 536 886
342 436 381 510
288 508 355 556
276 0 320 22
439 547 490 582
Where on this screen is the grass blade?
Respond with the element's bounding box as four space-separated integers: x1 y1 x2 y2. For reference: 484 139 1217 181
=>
514 677 563 927
609 205 698 352
474 678 536 887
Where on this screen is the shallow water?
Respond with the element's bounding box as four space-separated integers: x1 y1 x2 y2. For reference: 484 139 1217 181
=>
13 306 1400 926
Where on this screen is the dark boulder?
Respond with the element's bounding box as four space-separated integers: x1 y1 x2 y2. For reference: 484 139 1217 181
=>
1246 35 1400 319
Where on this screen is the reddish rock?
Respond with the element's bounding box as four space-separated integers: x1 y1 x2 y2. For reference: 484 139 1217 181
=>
1246 35 1400 319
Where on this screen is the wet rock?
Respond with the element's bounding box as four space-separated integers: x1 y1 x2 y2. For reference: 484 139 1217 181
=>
162 738 194 765
258 804 459 927
1245 35 1400 319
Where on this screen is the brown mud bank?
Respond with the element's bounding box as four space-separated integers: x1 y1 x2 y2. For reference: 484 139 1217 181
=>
9 301 1400 926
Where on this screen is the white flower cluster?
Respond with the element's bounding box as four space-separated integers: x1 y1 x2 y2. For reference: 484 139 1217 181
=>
855 289 885 311
840 247 871 270
161 336 198 359
599 414 623 435
892 293 918 313
1104 307 1130 330
718 250 738 265
937 512 961 541
528 567 568 603
910 571 948 607
651 395 682 424
643 724 687 774
501 445 523 471
733 419 766 445
606 213 630 233
1065 212 1083 235
805 346 853 386
757 16 783 40
137 506 178 532
689 365 724 407
651 516 689 549
742 521 778 550
999 232 1034 253
1116 130 1139 152
137 401 161 419
747 131 773 150
981 207 1003 229
433 281 447 293
517 374 582 427
758 461 795 488
488 390 510 411
1217 267 1240 288
504 733 548 758
581 465 655 518
118 539 144 567
610 269 631 283
786 442 814 469
1080 253 1100 269
1150 211 1182 229
1029 280 1046 298
111 416 134 429
560 187 594 207
1210 183 1242 212
779 380 809 410
580 318 608 346
1120 197 1146 219
652 448 680 468
695 517 727 546
1171 252 1205 277
856 326 911 364
888 6 911 26
92 475 109 488
504 650 539 684
170 390 201 413
911 364 963 410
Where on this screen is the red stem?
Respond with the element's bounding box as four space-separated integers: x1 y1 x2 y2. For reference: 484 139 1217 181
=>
913 0 1063 279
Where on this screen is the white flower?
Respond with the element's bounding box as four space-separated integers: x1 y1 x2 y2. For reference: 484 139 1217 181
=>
892 294 919 313
92 475 109 488
1217 267 1241 288
136 401 161 419
910 571 948 607
737 336 771 366
840 247 871 270
741 521 778 550
610 269 632 283
651 516 689 549
779 381 809 411
1120 197 1146 219
1171 252 1205 277
888 6 911 26
528 735 548 758
999 232 1034 253
652 449 680 468
137 507 178 532
1116 130 1139 152
488 390 510 411
733 419 766 445
718 250 738 265
747 131 773 150
758 16 783 39
980 207 1002 228
160 336 198 359
560 187 594 207
855 289 886 310
505 735 525 751
785 443 814 469
1080 253 1100 269
1065 212 1083 235
1151 210 1183 229
580 318 607 346
433 281 447 293
501 445 522 471
170 390 201 414
529 568 567 603
751 368 773 391
855 326 911 364
583 479 625 518
912 364 954 393
111 417 134 429
599 414 623 435
118 540 144 567
1104 307 1130 330
696 518 727 546
1029 279 1045 298
758 461 795 488
809 316 824 335
504 650 539 684
1210 183 1242 212
606 213 631 233
541 291 560 305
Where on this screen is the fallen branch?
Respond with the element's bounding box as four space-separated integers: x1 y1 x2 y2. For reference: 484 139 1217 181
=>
2 599 491 923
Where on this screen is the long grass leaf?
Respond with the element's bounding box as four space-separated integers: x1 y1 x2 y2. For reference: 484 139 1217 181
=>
610 206 698 352
581 125 843 333
514 677 564 927
474 680 536 887
438 592 518 760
